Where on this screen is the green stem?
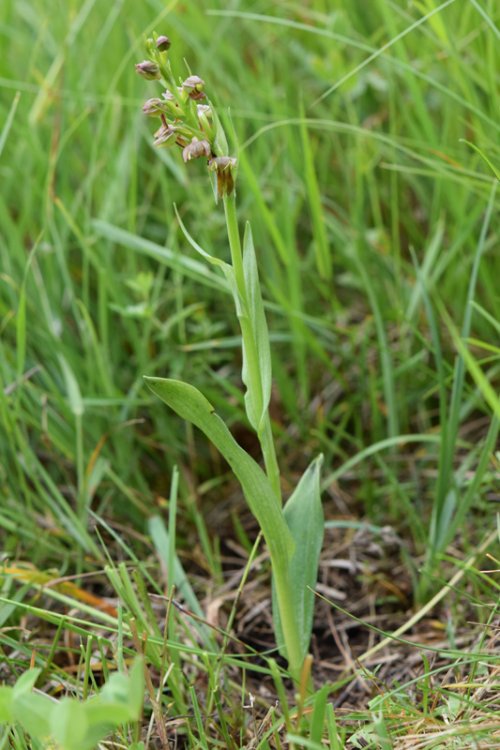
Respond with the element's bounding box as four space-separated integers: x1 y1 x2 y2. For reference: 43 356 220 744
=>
223 194 304 681
223 193 282 503
223 193 246 292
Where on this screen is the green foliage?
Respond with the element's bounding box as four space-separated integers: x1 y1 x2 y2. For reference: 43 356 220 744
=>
272 455 324 661
241 221 272 436
136 32 327 676
0 660 143 750
146 376 325 673
0 0 499 744
419 182 499 601
144 379 292 563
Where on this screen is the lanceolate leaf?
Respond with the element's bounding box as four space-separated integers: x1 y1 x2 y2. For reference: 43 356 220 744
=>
144 377 293 565
273 455 324 660
242 222 272 435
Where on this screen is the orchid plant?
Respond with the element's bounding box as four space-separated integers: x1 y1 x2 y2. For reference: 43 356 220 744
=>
136 33 324 683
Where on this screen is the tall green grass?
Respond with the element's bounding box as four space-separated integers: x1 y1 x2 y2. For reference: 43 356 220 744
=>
0 0 499 746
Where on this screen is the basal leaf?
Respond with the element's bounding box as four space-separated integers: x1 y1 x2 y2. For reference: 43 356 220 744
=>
273 455 324 660
144 377 293 565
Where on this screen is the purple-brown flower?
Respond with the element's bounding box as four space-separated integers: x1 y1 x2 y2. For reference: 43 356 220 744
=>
182 75 206 100
136 36 237 198
208 156 237 197
182 138 212 162
135 61 161 80
143 98 165 116
153 122 177 148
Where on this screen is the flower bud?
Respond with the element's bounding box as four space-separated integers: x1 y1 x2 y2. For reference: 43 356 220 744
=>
182 138 212 162
156 35 171 52
208 156 237 197
182 75 206 100
142 98 165 116
135 61 161 80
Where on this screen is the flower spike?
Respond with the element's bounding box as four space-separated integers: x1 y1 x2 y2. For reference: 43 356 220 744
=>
135 34 237 197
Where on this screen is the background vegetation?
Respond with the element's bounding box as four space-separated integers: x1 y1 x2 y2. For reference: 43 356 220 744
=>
0 0 498 747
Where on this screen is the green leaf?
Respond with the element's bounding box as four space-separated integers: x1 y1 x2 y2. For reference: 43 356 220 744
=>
242 222 272 434
99 671 130 705
50 698 89 750
144 377 293 566
13 668 42 696
273 455 324 660
91 657 143 722
13 691 54 741
83 659 145 748
0 686 13 723
84 699 132 727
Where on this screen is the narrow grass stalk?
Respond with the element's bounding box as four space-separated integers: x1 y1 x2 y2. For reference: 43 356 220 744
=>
420 181 497 600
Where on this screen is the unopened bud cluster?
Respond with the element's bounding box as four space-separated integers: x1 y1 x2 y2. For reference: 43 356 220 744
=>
136 33 237 198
